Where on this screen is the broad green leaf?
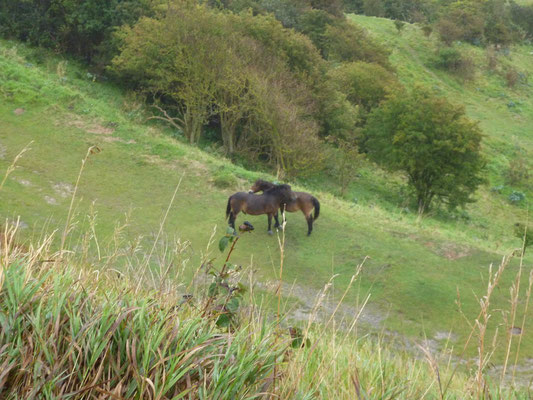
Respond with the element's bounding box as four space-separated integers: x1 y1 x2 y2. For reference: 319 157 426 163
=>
218 236 229 252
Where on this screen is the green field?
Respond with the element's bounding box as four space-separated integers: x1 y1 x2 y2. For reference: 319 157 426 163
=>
1 12 532 381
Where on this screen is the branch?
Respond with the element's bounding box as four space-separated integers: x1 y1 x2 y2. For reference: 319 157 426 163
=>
146 104 184 131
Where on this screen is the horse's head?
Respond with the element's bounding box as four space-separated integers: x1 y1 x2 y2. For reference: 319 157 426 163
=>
249 179 274 194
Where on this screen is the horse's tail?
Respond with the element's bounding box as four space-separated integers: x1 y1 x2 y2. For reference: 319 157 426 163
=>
312 196 320 220
226 196 232 220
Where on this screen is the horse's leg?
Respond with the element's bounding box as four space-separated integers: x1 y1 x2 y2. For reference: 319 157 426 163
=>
229 206 239 230
267 213 273 235
306 212 313 236
274 212 280 229
228 212 236 229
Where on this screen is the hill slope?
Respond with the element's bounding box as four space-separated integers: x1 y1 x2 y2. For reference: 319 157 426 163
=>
0 28 532 375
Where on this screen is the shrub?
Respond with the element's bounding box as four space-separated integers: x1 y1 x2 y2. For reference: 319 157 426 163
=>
394 20 406 33
213 169 239 188
257 0 309 28
326 136 364 196
506 155 530 185
508 191 526 204
296 9 336 57
434 47 475 80
434 47 462 69
504 68 520 88
422 25 433 37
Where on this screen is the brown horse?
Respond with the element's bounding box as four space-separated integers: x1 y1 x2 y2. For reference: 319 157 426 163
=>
226 183 294 235
250 179 320 236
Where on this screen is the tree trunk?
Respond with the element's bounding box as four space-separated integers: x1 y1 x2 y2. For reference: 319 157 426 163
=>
220 114 236 154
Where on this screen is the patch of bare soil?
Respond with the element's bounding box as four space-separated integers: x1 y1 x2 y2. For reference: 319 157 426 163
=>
256 280 385 329
53 182 74 198
16 178 32 187
58 114 115 135
144 155 209 177
13 108 25 115
44 195 58 205
424 241 471 260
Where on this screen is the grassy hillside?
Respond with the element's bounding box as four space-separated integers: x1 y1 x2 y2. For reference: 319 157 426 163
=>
0 25 532 384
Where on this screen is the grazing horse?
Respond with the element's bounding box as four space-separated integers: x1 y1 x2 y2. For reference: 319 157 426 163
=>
250 179 320 236
226 183 294 235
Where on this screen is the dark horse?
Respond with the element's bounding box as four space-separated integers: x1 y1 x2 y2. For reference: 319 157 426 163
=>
250 179 320 236
226 183 294 235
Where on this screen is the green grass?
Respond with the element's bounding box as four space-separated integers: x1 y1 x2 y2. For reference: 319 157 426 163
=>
1 32 533 380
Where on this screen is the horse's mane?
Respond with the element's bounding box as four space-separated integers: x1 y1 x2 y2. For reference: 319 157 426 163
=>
264 183 291 194
265 184 293 205
253 180 292 201
254 179 275 190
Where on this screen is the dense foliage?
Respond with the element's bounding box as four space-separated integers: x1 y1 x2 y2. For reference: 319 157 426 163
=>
110 4 329 176
107 0 395 176
0 0 154 64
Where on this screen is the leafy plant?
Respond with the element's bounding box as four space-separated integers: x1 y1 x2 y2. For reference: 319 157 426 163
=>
508 190 526 204
203 227 246 328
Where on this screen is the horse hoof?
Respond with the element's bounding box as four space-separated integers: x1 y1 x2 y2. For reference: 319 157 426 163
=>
268 230 273 236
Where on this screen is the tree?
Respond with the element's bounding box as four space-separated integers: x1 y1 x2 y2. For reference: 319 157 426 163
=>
111 5 238 144
364 88 485 215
